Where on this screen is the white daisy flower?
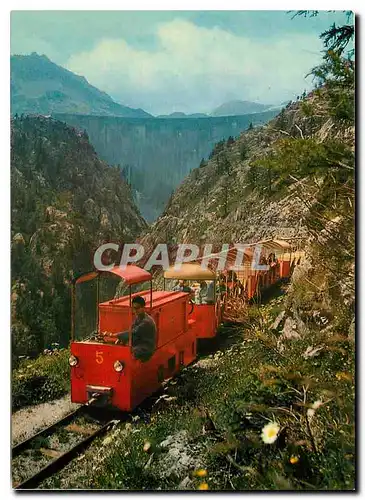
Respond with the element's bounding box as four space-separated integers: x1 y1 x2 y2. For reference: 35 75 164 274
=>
261 421 280 444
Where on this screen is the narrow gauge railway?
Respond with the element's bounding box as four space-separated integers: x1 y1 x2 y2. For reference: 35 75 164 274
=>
69 237 304 412
12 398 118 489
12 238 304 489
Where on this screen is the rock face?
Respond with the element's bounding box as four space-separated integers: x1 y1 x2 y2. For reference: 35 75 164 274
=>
11 115 146 358
54 110 279 222
139 98 312 256
139 85 354 294
158 431 200 480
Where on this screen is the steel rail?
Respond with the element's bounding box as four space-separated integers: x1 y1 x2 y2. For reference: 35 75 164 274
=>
12 406 84 458
14 419 114 490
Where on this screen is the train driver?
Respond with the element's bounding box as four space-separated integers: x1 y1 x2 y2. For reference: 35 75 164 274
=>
114 296 157 362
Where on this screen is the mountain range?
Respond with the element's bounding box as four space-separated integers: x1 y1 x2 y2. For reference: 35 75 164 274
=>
10 53 284 220
147 102 291 119
157 112 209 118
11 54 288 119
11 114 146 357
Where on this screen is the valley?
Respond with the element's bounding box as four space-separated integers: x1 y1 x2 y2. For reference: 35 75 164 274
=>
55 109 278 221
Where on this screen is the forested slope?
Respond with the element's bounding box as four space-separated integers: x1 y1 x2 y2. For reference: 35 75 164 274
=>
11 116 146 359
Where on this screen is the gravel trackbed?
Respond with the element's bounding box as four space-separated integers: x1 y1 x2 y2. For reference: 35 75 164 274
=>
12 394 80 446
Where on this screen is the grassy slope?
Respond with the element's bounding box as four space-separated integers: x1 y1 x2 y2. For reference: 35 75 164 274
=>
34 83 354 490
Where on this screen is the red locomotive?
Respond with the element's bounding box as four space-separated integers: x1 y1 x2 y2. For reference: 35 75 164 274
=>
69 239 304 411
70 266 197 411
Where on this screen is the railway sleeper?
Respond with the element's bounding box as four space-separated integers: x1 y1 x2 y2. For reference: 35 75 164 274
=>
39 448 63 459
64 423 99 435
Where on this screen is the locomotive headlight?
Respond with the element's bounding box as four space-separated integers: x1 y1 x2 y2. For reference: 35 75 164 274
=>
69 354 79 367
113 360 124 372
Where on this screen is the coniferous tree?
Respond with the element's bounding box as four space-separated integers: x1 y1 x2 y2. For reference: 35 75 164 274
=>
227 135 235 147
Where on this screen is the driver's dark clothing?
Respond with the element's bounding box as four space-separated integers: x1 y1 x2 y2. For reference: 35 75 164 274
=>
117 313 157 362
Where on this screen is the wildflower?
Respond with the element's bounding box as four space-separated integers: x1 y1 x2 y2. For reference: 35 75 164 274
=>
312 400 323 410
143 441 152 452
336 372 352 382
198 483 209 490
290 456 299 464
195 469 207 477
261 421 280 444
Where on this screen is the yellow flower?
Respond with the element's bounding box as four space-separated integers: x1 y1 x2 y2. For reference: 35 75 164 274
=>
195 469 207 477
261 421 280 444
198 483 209 490
336 372 352 382
290 456 299 464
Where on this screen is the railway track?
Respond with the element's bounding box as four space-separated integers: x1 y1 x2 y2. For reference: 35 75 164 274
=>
12 397 122 490
11 323 248 490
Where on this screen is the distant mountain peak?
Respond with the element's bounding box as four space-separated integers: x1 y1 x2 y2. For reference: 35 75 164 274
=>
11 53 152 118
211 100 273 117
157 111 208 119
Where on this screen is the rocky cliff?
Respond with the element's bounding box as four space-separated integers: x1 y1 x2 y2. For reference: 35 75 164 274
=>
140 81 354 281
140 100 310 251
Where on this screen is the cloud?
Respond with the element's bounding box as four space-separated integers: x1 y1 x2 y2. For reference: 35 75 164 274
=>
65 19 323 115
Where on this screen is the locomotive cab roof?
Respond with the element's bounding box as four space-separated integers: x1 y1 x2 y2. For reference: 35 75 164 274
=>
74 265 152 286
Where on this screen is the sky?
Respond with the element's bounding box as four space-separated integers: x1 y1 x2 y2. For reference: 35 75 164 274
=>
10 10 352 115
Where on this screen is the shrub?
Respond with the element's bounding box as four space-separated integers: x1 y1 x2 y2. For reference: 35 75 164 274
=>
12 348 70 410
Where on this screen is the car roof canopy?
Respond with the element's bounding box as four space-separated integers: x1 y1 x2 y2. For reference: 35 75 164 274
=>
74 266 152 286
164 263 216 280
